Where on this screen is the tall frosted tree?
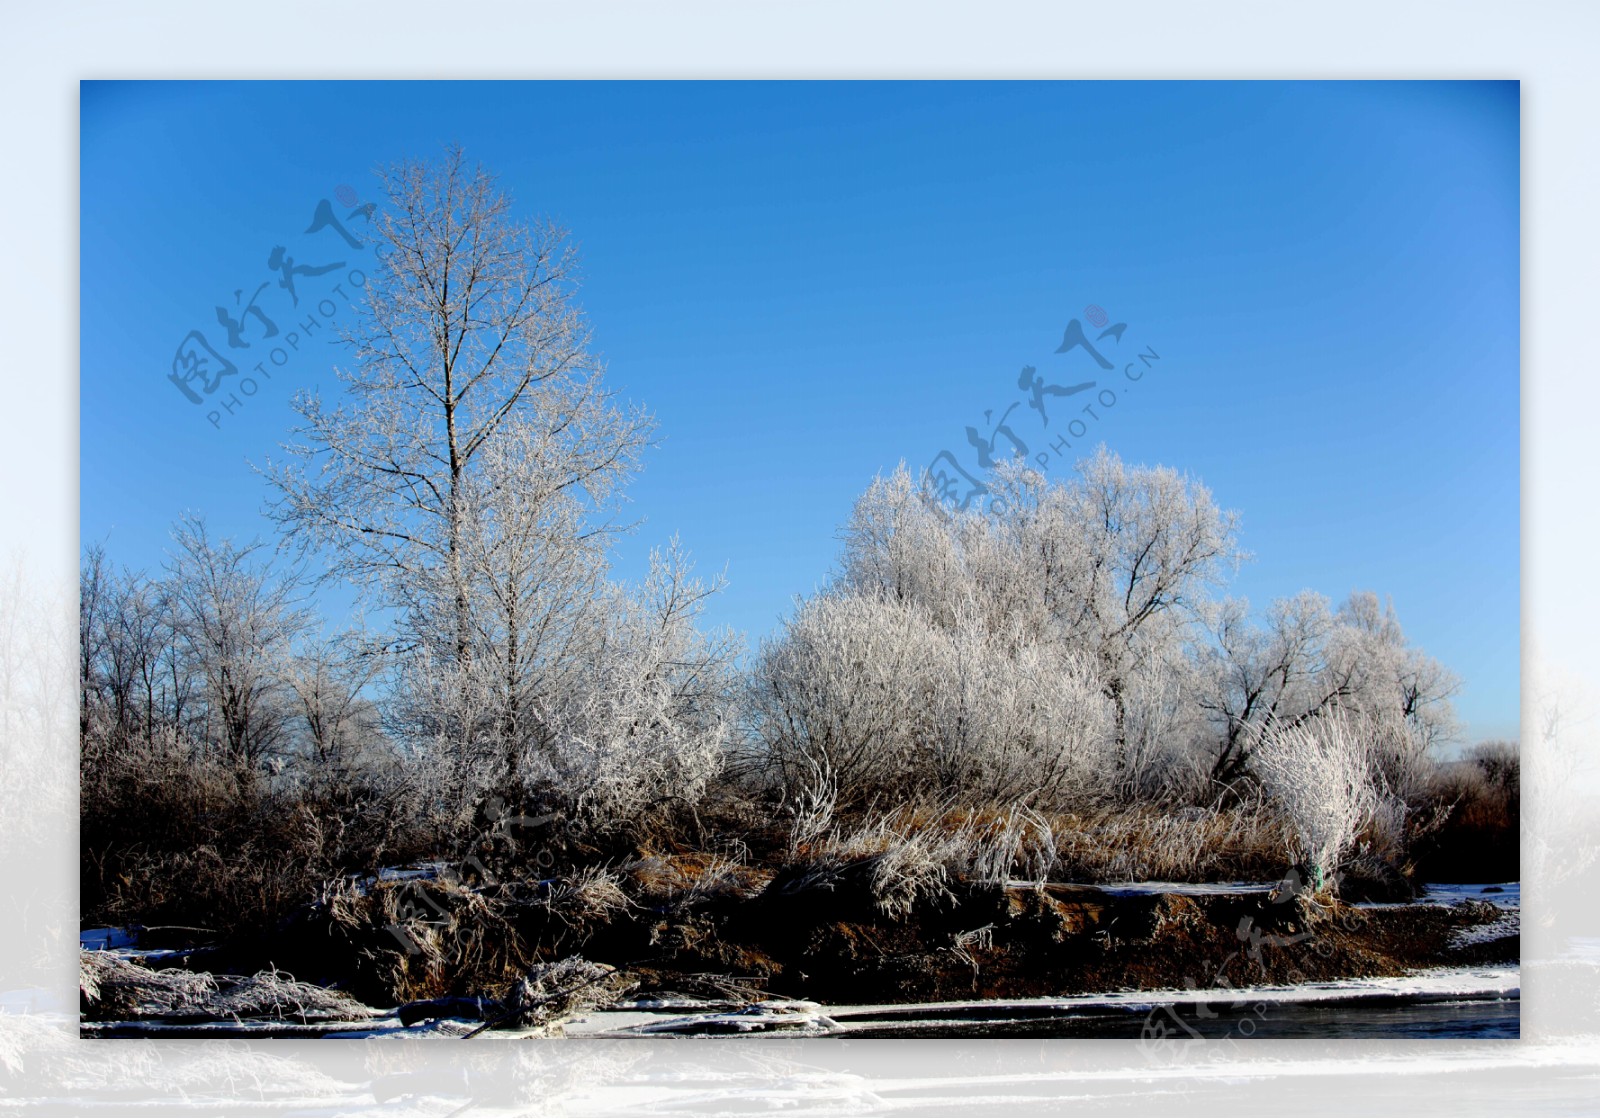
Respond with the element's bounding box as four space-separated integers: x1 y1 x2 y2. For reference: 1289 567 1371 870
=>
265 149 697 801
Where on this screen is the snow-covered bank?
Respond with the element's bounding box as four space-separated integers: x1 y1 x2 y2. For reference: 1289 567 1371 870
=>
96 965 1513 1040
80 879 1521 1040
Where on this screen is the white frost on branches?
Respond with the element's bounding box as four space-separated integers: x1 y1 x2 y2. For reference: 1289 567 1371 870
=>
1251 714 1405 887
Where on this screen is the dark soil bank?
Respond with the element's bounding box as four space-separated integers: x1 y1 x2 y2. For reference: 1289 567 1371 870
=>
177 863 1517 1012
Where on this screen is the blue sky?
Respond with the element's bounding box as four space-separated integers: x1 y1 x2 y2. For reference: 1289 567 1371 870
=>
80 80 1520 743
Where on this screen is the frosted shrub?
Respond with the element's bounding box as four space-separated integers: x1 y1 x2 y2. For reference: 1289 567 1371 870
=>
1251 715 1388 890
760 448 1241 809
526 543 739 824
1112 655 1210 803
751 595 1115 809
750 594 943 807
926 613 1115 803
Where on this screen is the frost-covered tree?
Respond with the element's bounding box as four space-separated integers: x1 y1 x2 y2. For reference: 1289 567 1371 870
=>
390 539 737 823
761 445 1465 815
749 594 943 808
529 541 738 820
927 609 1114 803
1252 713 1402 891
437 402 633 776
265 149 731 813
283 630 386 778
266 148 650 675
824 448 1238 792
989 449 1238 748
1199 591 1343 784
80 547 178 746
1328 591 1460 782
1199 590 1458 794
748 593 1112 810
165 516 309 771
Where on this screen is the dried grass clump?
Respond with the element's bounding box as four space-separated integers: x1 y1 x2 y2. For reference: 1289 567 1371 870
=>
487 957 637 1034
783 805 1050 919
207 968 381 1021
306 864 636 1004
545 866 632 926
1045 803 1293 882
938 805 1060 886
800 816 958 918
80 951 217 1020
625 852 771 910
785 797 1296 908
863 835 952 920
79 951 378 1023
313 873 531 1004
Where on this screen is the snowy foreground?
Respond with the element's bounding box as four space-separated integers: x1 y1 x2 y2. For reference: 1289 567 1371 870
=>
9 883 1576 1112
12 951 1587 1116
74 963 1521 1040
295 964 1516 1040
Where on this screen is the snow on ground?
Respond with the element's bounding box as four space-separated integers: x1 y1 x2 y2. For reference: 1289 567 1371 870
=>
196 964 1515 1040
553 966 1520 1038
1415 882 1519 908
78 928 137 951
1046 880 1279 896
1349 881 1519 947
1452 910 1521 947
78 927 205 965
828 965 1522 1017
621 1000 840 1036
